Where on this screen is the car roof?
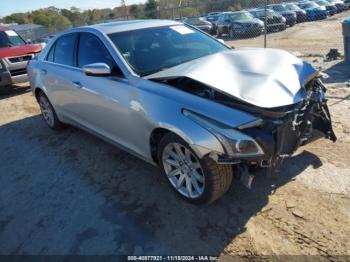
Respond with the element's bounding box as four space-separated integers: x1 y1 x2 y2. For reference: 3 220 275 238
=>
249 8 266 11
221 11 249 14
82 19 182 34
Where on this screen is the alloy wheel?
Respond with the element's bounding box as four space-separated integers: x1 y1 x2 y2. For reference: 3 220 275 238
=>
162 142 205 199
39 95 54 127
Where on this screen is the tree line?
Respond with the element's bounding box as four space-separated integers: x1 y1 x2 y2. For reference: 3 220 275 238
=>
0 0 261 33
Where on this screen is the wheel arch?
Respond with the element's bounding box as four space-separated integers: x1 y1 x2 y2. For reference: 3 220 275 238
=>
34 87 44 101
149 121 225 164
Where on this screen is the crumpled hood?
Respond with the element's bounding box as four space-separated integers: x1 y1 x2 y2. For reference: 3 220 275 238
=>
146 48 317 108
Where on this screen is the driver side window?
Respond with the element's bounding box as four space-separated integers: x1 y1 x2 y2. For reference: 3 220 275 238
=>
77 33 123 76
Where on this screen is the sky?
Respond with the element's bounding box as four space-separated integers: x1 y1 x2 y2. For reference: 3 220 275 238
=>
0 0 146 17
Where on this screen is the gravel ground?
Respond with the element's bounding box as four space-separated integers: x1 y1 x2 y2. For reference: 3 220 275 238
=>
0 13 350 261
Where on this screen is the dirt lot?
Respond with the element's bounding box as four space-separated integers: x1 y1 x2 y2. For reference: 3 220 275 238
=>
0 12 350 261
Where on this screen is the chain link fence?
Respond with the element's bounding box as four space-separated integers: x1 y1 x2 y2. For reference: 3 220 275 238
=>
103 0 348 60
32 0 349 62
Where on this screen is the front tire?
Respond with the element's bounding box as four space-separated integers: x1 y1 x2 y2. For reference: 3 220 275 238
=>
158 133 232 205
38 91 63 130
229 28 235 39
216 28 222 38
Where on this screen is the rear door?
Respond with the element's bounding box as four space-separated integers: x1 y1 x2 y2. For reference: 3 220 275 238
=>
40 33 82 121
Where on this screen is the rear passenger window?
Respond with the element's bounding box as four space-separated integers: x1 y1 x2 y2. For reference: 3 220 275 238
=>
54 34 76 66
46 44 55 62
77 33 115 70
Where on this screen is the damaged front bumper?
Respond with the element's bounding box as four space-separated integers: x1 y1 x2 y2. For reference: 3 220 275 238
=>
227 78 336 178
184 77 336 180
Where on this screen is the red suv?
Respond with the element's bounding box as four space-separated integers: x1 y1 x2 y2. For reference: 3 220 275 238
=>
0 26 41 87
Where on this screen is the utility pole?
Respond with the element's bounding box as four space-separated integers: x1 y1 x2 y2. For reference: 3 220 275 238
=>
121 0 127 18
264 0 268 48
179 0 182 20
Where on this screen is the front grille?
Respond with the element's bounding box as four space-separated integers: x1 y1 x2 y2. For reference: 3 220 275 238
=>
10 68 27 77
246 23 260 28
8 55 33 63
267 17 283 23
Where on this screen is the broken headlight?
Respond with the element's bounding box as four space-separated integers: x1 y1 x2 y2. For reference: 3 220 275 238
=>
183 109 264 158
213 129 264 157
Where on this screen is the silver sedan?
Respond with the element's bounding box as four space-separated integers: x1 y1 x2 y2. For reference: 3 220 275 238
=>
28 20 336 204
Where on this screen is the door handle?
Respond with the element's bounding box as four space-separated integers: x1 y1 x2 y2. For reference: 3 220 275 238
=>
72 81 83 89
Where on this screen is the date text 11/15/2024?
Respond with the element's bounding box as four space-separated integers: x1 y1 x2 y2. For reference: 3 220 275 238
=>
127 255 219 261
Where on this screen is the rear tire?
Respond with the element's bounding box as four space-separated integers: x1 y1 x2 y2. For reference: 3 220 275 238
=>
229 28 235 39
37 91 64 130
158 133 232 205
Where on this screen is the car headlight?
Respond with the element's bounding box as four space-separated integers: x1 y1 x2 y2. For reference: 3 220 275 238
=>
183 109 264 158
282 17 287 22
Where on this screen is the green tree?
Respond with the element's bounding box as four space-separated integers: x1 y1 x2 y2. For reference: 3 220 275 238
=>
4 13 31 24
129 4 144 18
144 0 158 18
49 15 72 32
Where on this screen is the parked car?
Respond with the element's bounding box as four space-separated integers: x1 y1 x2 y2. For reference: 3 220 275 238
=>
184 17 213 34
267 4 297 26
28 20 336 204
0 26 41 87
205 14 221 34
298 1 329 20
314 0 338 15
249 9 287 32
207 12 221 16
284 3 308 22
343 0 350 9
216 11 264 38
325 0 346 11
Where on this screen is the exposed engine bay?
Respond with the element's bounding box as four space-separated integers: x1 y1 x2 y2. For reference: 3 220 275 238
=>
154 76 337 179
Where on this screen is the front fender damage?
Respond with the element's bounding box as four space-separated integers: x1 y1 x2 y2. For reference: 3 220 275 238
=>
240 78 336 179
165 76 336 183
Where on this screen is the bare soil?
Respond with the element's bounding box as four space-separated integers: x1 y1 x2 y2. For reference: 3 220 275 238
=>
0 12 349 260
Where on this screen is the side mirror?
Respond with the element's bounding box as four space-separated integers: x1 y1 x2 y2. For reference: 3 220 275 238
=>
83 63 111 76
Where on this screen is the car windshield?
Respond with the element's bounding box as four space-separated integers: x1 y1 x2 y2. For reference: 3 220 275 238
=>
286 4 301 10
206 15 219 21
108 25 229 76
271 5 288 11
253 9 277 17
316 0 328 5
185 18 207 25
300 2 319 8
0 30 26 48
229 12 254 20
